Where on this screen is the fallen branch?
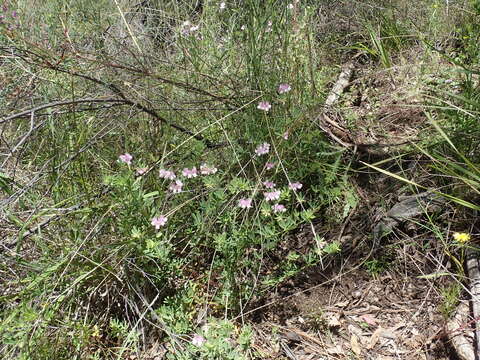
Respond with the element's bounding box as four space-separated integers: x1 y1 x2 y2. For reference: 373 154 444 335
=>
316 62 355 147
447 302 476 360
325 62 355 107
467 250 480 359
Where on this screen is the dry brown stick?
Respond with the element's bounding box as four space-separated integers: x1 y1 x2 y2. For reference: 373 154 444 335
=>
466 251 480 359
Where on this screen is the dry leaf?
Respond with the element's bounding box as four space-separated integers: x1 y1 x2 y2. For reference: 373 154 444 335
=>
351 334 362 355
380 328 396 340
327 314 342 328
368 326 383 349
326 345 344 355
335 300 349 307
348 324 363 337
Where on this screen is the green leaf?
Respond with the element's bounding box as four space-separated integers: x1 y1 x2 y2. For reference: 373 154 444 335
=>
143 191 159 199
417 272 451 279
323 241 341 255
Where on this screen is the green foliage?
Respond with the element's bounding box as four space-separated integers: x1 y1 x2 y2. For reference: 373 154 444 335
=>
2 0 480 358
439 283 462 318
173 319 252 360
364 257 391 276
351 10 410 68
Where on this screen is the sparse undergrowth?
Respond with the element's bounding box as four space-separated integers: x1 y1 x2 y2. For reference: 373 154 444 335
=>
1 0 479 359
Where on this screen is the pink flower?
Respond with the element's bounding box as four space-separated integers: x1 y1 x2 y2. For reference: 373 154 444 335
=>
257 101 271 112
263 181 276 189
169 180 183 193
255 142 270 156
278 83 292 94
136 167 148 175
119 153 133 165
265 162 275 170
151 215 168 229
238 198 253 209
289 182 303 191
264 190 281 202
282 131 289 140
272 204 286 213
159 169 176 180
200 163 218 175
182 167 198 178
192 334 206 347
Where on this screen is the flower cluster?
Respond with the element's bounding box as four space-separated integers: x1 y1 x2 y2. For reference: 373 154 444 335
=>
264 190 281 202
278 83 292 94
238 198 253 209
289 182 302 191
263 181 276 189
257 101 271 112
265 162 275 170
272 204 286 213
255 143 270 156
200 163 218 175
159 169 176 180
192 334 206 347
136 167 148 175
169 180 183 193
119 153 133 165
151 215 168 229
182 167 198 178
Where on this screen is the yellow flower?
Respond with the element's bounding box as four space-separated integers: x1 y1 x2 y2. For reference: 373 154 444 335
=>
453 232 471 243
92 325 101 338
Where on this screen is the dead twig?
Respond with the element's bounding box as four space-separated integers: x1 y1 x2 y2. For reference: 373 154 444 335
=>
0 98 125 125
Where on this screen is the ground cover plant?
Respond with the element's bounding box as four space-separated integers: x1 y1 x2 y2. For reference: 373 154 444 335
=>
1 0 480 359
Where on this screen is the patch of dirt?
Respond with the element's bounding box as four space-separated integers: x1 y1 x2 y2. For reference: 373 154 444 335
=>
246 236 463 360
252 266 452 359
244 163 465 359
